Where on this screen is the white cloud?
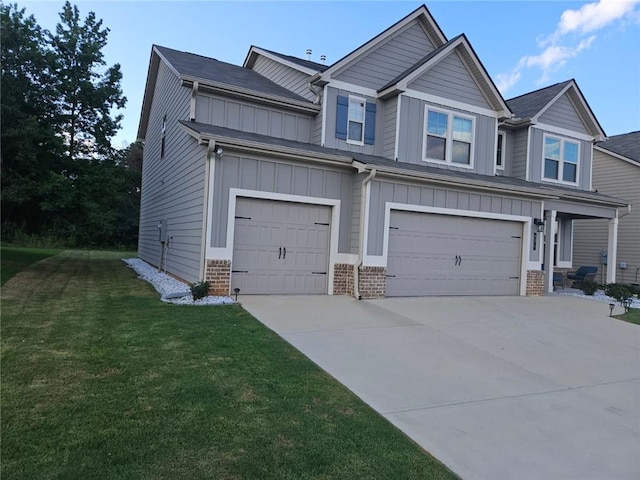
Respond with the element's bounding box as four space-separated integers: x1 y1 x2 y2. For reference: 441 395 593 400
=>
497 0 640 94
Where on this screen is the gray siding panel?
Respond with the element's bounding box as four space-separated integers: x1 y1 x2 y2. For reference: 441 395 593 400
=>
334 21 435 90
367 178 541 263
511 128 528 180
573 150 639 278
407 50 490 109
538 93 589 135
397 96 497 175
383 97 398 159
138 60 206 283
195 93 313 142
212 154 354 254
252 55 315 101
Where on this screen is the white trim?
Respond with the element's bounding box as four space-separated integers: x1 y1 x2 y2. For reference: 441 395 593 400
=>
209 189 341 295
361 180 373 262
594 145 640 168
588 142 593 191
365 203 531 296
422 105 475 169
245 47 318 75
335 253 358 264
496 131 506 171
393 95 402 161
532 82 572 123
557 261 572 268
403 89 501 118
534 123 594 142
321 84 328 146
325 80 378 98
346 95 366 146
525 126 532 181
541 133 580 186
200 144 215 280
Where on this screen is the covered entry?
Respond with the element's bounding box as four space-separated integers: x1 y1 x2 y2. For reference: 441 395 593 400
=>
386 211 523 296
231 197 331 294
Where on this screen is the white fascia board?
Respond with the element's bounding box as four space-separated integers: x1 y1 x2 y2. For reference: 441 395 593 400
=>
594 145 640 168
401 89 501 118
245 46 318 76
325 80 378 98
533 123 594 142
319 6 446 84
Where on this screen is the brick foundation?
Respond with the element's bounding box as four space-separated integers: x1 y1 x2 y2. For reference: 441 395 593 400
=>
333 263 354 296
526 270 545 296
358 266 386 299
205 260 231 296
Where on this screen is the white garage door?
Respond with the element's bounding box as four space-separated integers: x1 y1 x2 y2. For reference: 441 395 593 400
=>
231 198 330 294
387 211 522 296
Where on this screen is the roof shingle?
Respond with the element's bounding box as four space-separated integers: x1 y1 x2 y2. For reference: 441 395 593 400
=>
597 131 640 164
506 80 572 119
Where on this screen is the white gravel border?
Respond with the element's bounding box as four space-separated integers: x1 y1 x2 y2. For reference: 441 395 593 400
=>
122 258 235 306
554 287 640 309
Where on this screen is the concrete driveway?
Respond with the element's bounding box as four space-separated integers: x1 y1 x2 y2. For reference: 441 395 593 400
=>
240 295 640 480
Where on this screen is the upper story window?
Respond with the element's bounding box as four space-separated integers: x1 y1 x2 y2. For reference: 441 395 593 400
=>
423 107 474 167
543 135 579 184
335 95 377 146
496 132 505 170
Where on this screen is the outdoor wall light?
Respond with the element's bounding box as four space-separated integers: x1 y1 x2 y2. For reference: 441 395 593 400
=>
215 146 224 156
533 218 546 233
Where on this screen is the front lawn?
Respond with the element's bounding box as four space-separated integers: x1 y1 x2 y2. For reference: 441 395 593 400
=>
0 245 61 285
1 250 457 480
616 308 640 325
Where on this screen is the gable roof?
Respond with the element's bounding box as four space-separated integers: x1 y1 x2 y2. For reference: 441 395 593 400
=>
314 4 447 84
596 131 640 165
506 79 605 140
377 34 511 117
244 46 329 74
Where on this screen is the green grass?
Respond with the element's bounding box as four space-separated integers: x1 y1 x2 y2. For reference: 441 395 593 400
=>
0 245 62 285
615 307 640 325
1 250 458 480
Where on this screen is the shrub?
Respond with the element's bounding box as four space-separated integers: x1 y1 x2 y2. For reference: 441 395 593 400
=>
604 283 634 313
580 280 598 296
190 281 210 300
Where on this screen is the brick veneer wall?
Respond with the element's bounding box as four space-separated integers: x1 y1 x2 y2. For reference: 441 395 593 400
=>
333 263 354 296
358 266 386 299
526 270 545 296
205 260 231 296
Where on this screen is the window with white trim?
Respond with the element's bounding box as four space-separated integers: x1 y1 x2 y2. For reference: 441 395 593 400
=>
496 131 505 170
543 135 579 184
347 97 365 144
423 107 474 167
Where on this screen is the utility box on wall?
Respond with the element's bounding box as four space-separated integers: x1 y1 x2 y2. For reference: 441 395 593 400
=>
158 219 167 243
600 249 607 265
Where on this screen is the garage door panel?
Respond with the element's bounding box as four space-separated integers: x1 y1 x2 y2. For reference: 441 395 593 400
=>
387 211 522 297
232 198 330 294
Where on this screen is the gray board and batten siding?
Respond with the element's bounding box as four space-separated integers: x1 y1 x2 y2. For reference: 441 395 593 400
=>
528 128 592 189
406 50 491 110
211 153 355 254
251 54 317 102
397 95 498 175
138 60 207 283
194 93 313 143
538 93 590 135
333 21 436 90
510 128 529 181
366 177 542 263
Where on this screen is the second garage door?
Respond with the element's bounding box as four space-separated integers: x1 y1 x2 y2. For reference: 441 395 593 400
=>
386 211 522 296
231 198 330 294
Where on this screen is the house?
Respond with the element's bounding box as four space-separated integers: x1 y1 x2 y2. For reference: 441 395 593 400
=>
136 5 629 298
572 132 639 285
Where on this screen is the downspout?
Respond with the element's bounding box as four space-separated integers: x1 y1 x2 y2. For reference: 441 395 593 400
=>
354 168 376 300
199 139 215 280
619 203 632 218
308 81 322 105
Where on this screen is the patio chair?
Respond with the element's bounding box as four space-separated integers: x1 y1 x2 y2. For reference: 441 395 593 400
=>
553 272 564 290
567 266 598 288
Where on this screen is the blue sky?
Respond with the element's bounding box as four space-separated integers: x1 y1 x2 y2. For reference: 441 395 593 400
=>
21 1 640 147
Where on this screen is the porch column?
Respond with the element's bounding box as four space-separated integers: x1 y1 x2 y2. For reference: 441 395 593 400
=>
544 210 557 293
606 217 618 284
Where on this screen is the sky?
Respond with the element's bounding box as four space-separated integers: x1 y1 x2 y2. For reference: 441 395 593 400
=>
20 0 640 148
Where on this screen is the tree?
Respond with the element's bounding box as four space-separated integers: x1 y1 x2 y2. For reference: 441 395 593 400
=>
0 3 63 231
48 1 126 161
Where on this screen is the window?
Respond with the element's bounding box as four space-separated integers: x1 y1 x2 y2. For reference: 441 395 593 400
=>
335 95 377 145
348 97 365 143
496 132 505 170
423 108 474 167
543 135 579 184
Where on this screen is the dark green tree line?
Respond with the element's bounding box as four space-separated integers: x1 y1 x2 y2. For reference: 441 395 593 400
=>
1 2 139 247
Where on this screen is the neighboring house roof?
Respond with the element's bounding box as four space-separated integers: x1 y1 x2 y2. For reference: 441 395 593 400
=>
315 4 448 83
596 131 640 165
377 33 511 117
244 46 329 74
505 79 606 141
154 45 309 102
180 120 627 207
